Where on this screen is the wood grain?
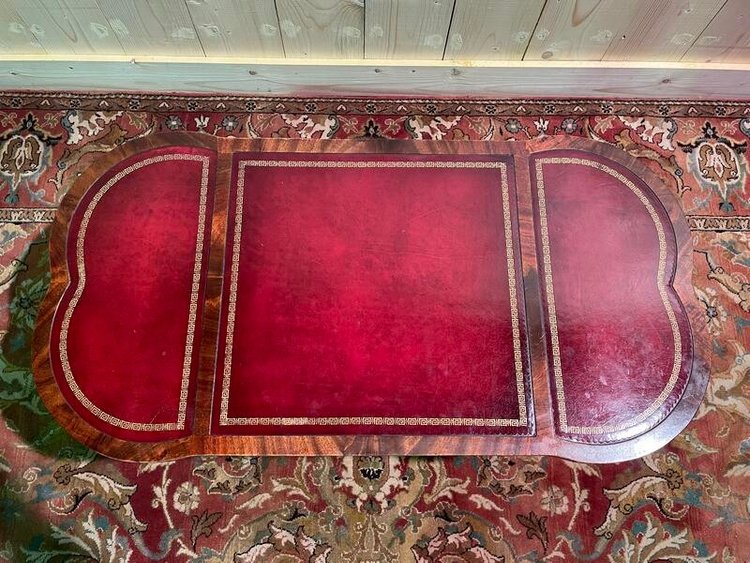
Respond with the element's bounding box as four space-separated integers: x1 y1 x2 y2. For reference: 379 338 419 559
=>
95 0 204 56
445 0 544 61
2 57 749 99
524 0 642 61
0 3 46 54
32 133 709 462
364 0 454 60
185 0 284 58
525 0 726 62
0 0 744 66
12 0 123 55
683 0 750 63
602 0 726 62
275 0 364 59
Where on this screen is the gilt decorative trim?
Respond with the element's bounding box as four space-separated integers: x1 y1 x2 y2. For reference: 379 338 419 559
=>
535 157 683 435
58 153 210 431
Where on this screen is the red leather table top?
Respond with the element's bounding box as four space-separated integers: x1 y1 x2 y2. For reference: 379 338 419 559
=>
216 152 530 436
49 147 215 442
530 152 695 442
33 134 708 461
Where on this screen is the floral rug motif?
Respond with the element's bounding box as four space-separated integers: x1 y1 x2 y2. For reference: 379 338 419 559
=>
0 96 749 562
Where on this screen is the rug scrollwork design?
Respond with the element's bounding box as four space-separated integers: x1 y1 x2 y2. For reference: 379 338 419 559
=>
0 98 747 562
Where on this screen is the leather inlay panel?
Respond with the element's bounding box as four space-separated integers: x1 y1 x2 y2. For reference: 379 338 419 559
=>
214 153 532 435
530 151 694 443
47 145 216 441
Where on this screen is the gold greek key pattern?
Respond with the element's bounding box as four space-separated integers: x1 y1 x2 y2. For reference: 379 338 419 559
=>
535 157 683 435
59 154 210 432
219 158 528 428
501 167 527 424
219 416 524 427
234 160 511 169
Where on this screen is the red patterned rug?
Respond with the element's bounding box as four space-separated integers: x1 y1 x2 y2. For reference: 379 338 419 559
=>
0 94 748 561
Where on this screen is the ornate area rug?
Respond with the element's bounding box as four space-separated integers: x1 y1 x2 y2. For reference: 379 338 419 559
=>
0 94 748 562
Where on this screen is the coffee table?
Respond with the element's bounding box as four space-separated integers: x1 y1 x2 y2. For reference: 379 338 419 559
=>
33 133 708 462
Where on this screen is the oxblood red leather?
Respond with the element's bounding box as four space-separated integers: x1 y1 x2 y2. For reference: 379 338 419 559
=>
33 135 707 460
214 152 531 435
48 146 216 441
530 151 693 443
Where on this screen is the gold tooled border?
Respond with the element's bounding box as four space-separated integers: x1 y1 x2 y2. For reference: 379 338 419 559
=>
535 157 682 435
219 159 528 427
58 154 210 431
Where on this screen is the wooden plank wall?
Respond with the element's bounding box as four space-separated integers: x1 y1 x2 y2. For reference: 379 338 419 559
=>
0 0 745 63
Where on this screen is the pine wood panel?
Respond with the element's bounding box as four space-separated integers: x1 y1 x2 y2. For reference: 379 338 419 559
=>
602 0 726 62
525 0 726 62
445 0 544 61
275 0 364 59
683 0 750 63
12 0 123 55
364 0 454 60
185 0 284 57
2 58 748 100
525 0 643 61
96 0 204 56
0 3 46 54
0 0 743 65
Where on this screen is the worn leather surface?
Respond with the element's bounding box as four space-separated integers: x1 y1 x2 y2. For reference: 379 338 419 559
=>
530 150 693 443
214 152 531 435
50 146 216 441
